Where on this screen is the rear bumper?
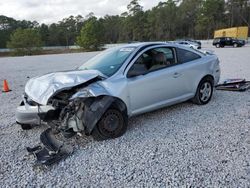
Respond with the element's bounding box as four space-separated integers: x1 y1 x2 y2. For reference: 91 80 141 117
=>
16 97 54 125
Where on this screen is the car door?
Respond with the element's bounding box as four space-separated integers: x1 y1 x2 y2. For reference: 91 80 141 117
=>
221 38 226 46
175 47 204 93
126 47 189 115
226 37 232 46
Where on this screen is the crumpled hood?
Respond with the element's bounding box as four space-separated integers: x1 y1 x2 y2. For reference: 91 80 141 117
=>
25 69 105 105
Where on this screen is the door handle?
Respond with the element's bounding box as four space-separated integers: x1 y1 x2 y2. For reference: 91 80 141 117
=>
173 72 181 78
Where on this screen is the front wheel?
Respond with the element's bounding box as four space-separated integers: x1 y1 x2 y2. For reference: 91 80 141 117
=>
19 123 33 130
216 44 220 48
192 78 214 105
233 43 238 48
92 108 128 141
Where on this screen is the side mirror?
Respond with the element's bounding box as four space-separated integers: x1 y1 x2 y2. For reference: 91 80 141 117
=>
127 64 147 78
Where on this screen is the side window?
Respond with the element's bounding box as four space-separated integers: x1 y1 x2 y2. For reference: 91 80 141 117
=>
176 48 201 64
127 47 176 77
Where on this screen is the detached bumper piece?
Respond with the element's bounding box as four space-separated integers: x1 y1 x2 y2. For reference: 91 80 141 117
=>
27 128 73 166
216 79 250 92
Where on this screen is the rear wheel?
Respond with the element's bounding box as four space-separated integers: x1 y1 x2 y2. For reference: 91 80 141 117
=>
216 44 220 48
192 77 214 105
92 108 127 141
233 43 238 48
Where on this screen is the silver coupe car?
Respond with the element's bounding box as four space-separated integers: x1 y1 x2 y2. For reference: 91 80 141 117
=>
16 42 220 141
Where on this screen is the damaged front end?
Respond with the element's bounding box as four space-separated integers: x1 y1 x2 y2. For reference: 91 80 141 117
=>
42 92 116 139
26 94 117 166
16 69 107 128
17 70 124 166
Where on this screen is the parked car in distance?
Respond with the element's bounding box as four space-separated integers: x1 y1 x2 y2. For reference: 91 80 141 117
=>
184 39 202 48
213 37 245 48
174 40 201 49
16 42 220 141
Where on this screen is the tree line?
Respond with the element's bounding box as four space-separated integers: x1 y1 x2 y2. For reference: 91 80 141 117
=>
1 0 250 51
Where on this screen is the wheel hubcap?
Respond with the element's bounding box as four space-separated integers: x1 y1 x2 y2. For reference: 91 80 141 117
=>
200 82 212 102
103 113 120 132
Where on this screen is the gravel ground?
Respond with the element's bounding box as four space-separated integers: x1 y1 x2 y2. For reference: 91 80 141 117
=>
0 44 250 187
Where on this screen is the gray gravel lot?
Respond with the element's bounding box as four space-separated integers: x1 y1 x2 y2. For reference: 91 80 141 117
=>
0 44 250 187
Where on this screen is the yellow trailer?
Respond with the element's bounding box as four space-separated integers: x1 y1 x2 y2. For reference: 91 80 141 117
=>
214 26 249 40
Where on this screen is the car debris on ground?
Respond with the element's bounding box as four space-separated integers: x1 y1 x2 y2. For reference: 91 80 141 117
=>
26 128 73 167
216 78 250 91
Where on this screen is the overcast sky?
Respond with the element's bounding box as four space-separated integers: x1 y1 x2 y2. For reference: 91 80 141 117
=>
0 0 162 24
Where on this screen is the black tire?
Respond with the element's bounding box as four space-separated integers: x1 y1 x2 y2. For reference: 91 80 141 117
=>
233 43 238 48
92 108 128 141
16 121 33 130
216 44 220 48
20 123 33 130
192 77 214 105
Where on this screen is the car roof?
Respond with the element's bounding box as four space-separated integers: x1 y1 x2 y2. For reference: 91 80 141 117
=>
112 42 205 56
117 41 185 49
120 42 166 48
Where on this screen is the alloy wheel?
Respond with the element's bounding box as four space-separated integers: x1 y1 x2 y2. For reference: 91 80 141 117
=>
199 82 212 102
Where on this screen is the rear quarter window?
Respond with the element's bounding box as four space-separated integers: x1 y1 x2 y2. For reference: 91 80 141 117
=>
176 48 201 64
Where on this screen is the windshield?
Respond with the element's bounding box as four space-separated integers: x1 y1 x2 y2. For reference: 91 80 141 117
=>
79 46 136 77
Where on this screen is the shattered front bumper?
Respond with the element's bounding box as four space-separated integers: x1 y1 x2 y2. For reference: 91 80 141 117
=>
16 96 55 126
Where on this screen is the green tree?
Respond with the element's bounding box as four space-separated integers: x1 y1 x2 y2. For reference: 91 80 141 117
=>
176 0 203 39
77 17 103 50
101 15 121 43
196 0 226 39
147 0 178 41
39 23 49 46
127 0 143 15
0 15 40 48
226 0 250 27
7 28 43 55
0 16 17 48
59 15 78 46
1 0 250 50
120 0 147 42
